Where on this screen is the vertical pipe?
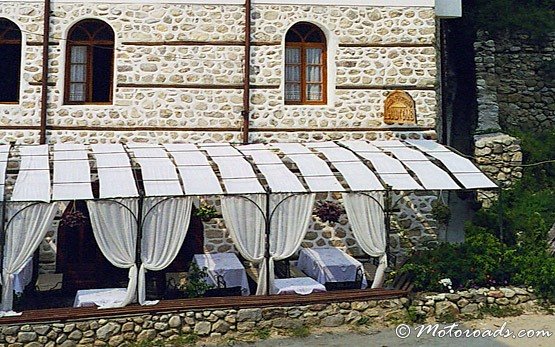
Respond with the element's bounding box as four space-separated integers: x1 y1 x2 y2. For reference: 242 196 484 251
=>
39 0 51 144
241 0 251 145
384 187 392 258
264 192 271 295
497 188 503 243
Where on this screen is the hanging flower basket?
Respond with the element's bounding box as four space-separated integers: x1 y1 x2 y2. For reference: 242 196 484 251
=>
194 201 218 222
314 200 345 224
60 208 87 228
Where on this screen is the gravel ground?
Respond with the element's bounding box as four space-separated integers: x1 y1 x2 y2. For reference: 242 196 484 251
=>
218 313 555 347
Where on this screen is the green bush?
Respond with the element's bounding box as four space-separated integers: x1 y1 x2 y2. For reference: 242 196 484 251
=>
471 0 555 39
400 131 555 302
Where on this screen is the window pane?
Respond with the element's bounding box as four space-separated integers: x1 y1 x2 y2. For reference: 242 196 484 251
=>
306 48 321 65
70 64 86 83
306 66 321 83
285 66 300 82
92 45 113 102
71 46 87 63
285 83 301 101
306 84 322 101
0 44 21 102
69 83 85 102
285 47 300 64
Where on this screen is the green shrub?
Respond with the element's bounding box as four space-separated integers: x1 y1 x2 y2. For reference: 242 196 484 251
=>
400 131 555 302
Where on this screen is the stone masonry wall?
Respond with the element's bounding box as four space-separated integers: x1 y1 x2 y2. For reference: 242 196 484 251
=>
0 2 437 144
474 31 555 133
0 286 545 346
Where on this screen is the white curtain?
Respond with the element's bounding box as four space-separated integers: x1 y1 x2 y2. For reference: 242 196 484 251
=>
342 192 388 288
87 199 139 308
69 45 87 102
263 193 315 294
1 202 58 315
139 197 193 305
306 48 322 101
221 194 266 295
285 47 301 101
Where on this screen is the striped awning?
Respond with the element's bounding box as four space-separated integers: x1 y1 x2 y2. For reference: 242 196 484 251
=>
0 140 498 202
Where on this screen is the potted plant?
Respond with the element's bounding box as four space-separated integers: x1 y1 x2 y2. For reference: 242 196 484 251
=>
313 200 345 224
194 200 219 222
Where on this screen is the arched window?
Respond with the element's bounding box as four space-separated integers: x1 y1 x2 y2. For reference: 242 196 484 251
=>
285 22 327 105
0 18 22 103
65 19 114 104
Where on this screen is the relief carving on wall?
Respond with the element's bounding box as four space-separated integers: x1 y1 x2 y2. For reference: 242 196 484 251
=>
384 90 417 125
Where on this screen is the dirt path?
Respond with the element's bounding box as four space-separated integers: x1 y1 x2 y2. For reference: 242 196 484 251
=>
216 313 555 347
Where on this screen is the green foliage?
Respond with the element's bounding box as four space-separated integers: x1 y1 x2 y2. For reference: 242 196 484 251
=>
194 201 219 221
407 306 426 324
355 316 371 326
171 333 199 346
431 199 452 225
289 325 311 338
470 0 555 39
400 131 555 302
179 262 214 298
480 304 523 318
252 327 271 340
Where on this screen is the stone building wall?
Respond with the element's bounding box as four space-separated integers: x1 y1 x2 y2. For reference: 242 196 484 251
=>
0 286 545 346
0 1 438 144
474 31 555 133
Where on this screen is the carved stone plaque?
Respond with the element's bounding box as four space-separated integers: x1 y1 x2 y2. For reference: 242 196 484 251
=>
384 90 417 125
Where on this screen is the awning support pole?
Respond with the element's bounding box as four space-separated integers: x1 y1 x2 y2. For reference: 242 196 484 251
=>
0 144 13 280
264 191 271 296
384 186 392 258
497 187 504 243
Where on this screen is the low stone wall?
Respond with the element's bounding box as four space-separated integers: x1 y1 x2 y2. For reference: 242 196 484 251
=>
411 286 540 323
474 132 522 189
0 286 546 346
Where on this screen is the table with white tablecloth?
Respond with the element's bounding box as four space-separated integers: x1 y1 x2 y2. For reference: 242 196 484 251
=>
272 277 326 295
192 253 250 295
297 248 367 288
73 288 128 308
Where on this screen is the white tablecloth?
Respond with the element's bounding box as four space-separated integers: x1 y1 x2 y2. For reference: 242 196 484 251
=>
272 277 326 295
73 288 127 308
298 248 368 288
192 253 250 295
14 257 33 295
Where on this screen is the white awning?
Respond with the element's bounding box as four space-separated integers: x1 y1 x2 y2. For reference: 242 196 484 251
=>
272 143 345 193
200 144 265 195
90 144 139 199
0 140 498 201
407 140 498 189
52 144 93 200
12 145 51 202
164 144 223 196
238 144 306 193
127 144 183 197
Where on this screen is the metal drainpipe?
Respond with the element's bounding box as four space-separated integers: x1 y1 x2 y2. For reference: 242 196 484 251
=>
241 0 251 145
39 0 51 145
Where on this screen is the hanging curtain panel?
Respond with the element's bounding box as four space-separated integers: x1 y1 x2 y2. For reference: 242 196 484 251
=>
69 45 87 102
264 193 316 294
221 194 266 295
127 144 183 197
86 199 139 308
0 145 9 201
12 145 51 202
342 192 388 288
306 47 323 101
139 197 193 305
91 144 138 199
1 202 58 315
52 144 93 200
